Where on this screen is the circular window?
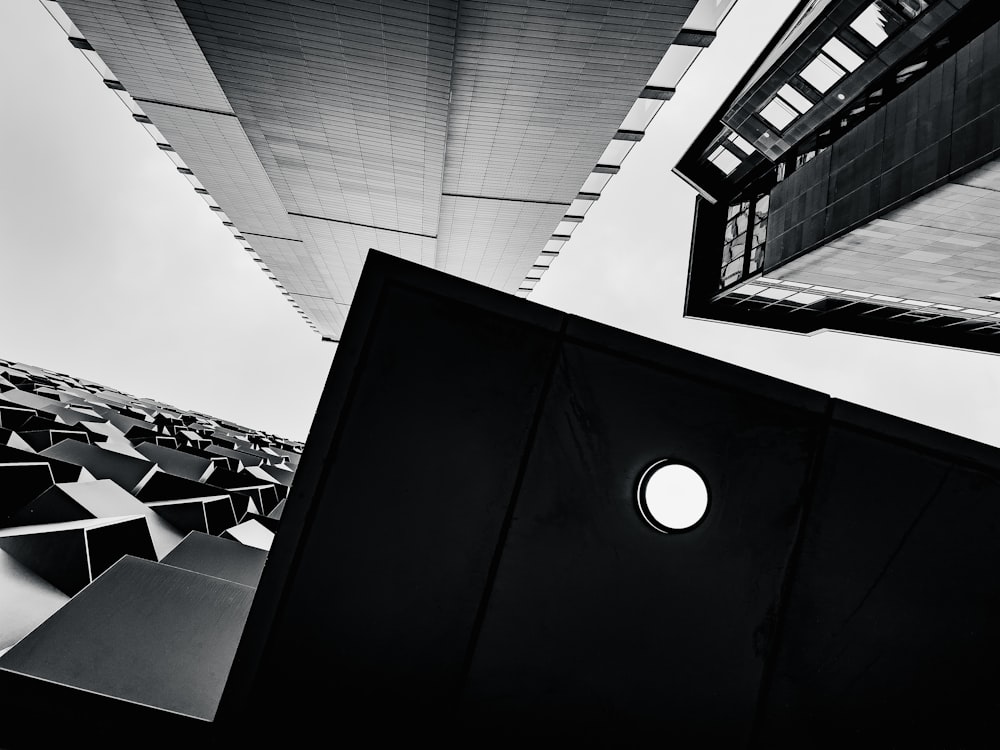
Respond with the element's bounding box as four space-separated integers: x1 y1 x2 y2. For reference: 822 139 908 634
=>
636 460 709 533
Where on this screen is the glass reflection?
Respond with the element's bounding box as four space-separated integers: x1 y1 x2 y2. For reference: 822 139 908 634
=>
684 0 739 31
822 37 863 72
599 140 635 166
647 45 701 88
800 53 845 92
581 172 612 193
850 3 905 47
620 99 663 132
760 97 797 129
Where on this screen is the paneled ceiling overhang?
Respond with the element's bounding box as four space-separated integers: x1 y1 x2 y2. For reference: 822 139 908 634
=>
51 0 713 339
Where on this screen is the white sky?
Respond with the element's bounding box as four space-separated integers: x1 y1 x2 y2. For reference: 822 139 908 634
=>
3 0 1000 447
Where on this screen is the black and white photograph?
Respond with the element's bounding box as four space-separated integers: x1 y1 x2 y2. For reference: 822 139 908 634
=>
2 0 1000 744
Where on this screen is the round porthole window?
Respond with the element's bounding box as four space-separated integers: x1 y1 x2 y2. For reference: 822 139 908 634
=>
636 460 709 533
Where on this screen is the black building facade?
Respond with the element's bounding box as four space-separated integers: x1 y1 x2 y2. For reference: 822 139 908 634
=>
5 253 1000 746
677 0 1000 353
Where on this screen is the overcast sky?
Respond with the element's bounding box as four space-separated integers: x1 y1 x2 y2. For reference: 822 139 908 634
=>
3 0 1000 447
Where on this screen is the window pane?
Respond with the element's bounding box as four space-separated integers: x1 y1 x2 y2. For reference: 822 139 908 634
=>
598 140 634 166
822 37 864 72
567 199 592 216
684 0 739 31
554 221 578 236
81 49 113 79
727 131 755 155
759 97 797 129
581 172 612 193
142 123 167 143
43 1 83 36
709 145 741 174
647 45 701 88
892 0 928 19
789 292 827 305
535 255 554 267
850 3 897 47
757 286 796 300
620 99 663 132
778 84 813 114
800 53 845 92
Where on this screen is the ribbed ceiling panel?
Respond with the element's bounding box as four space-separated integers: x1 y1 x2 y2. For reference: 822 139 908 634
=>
59 0 233 112
438 196 568 292
442 0 696 201
140 103 298 239
174 0 458 236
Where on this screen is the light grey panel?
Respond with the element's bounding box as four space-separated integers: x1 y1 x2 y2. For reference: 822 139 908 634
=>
140 103 297 239
438 196 568 292
59 0 233 112
443 0 696 201
244 234 335 301
289 294 347 339
175 0 459 236
778 155 1000 311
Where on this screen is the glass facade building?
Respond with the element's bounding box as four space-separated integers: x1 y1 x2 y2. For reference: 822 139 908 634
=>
677 0 1000 353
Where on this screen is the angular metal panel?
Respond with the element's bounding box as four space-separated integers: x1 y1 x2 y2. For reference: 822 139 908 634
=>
58 0 233 112
0 556 255 721
161 531 266 587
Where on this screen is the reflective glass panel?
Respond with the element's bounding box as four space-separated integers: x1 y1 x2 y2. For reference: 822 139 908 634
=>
850 3 897 47
535 255 554 267
185 174 206 191
620 99 663 132
822 37 864 72
757 287 796 300
543 239 566 254
800 53 845 93
683 0 739 30
893 0 929 19
142 123 167 143
581 172 612 193
778 84 813 114
727 132 755 155
567 199 593 216
709 145 741 175
647 45 701 88
759 97 797 129
82 49 113 80
554 222 578 236
43 1 83 36
598 140 635 166
115 90 145 116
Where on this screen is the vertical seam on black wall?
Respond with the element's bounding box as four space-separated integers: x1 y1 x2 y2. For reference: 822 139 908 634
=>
747 396 836 747
434 0 463 269
216 277 388 722
454 316 569 701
